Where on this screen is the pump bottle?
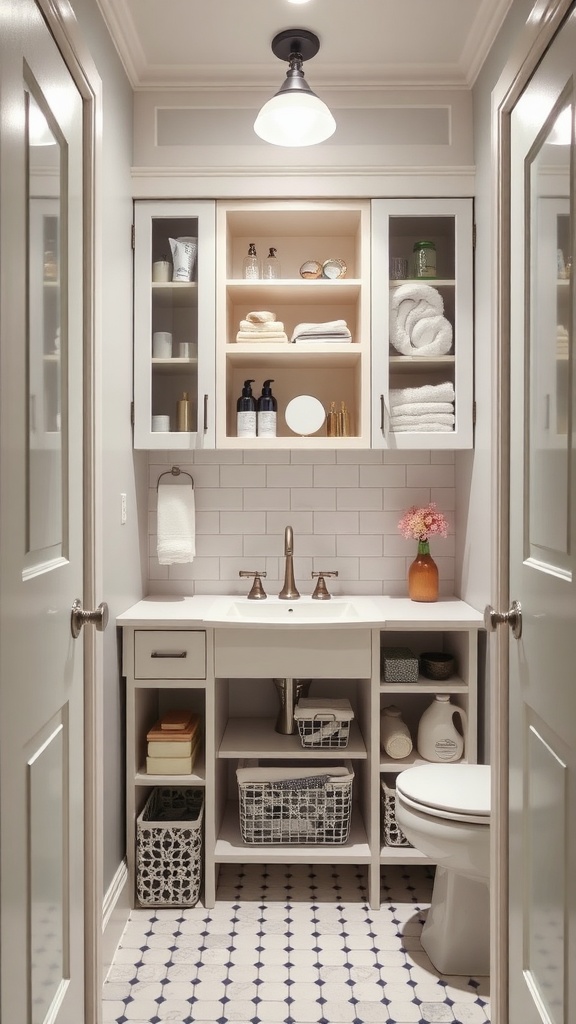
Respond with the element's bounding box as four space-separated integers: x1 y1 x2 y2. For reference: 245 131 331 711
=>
237 379 257 438
263 247 280 279
257 379 277 438
243 243 260 280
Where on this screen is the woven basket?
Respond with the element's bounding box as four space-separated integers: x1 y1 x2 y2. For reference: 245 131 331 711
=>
381 779 412 848
136 787 203 906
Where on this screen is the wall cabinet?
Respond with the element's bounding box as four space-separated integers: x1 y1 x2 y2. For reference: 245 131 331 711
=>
119 599 483 910
132 197 474 450
133 200 216 449
371 198 474 449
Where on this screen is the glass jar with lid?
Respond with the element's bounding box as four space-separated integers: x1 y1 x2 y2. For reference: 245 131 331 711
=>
412 240 436 278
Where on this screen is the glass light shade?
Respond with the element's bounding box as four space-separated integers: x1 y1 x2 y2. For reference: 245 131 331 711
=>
254 91 336 147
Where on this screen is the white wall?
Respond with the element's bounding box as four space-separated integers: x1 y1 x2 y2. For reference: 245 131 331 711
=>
69 0 147 892
147 450 457 598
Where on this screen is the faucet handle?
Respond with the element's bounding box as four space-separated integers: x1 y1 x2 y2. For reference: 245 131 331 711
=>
311 570 338 600
239 570 268 600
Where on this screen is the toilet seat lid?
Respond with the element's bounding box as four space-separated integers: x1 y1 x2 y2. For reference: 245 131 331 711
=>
396 764 490 821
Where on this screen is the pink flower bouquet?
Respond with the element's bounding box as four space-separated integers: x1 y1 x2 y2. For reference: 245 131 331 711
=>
398 502 449 542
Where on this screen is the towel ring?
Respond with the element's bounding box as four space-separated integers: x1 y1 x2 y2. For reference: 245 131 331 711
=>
156 466 194 490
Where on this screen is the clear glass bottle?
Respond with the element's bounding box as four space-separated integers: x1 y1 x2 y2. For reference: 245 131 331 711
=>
263 246 280 279
243 242 260 280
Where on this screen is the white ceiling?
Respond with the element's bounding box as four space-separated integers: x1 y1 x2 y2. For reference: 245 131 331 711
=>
96 0 514 91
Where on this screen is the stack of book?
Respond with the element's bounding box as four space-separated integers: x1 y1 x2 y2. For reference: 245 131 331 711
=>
146 710 201 775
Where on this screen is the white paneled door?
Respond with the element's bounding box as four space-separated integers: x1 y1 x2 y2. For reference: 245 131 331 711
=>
508 8 576 1023
0 2 94 1022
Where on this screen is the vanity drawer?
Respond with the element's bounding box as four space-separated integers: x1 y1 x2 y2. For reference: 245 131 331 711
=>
134 630 206 679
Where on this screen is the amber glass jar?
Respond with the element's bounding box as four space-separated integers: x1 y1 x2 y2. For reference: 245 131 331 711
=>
408 539 439 602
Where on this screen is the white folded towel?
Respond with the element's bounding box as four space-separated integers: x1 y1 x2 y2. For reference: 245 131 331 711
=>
157 482 196 565
293 334 352 344
391 401 454 417
390 382 455 407
294 698 355 721
391 413 455 427
390 283 453 356
235 330 288 342
239 319 285 332
391 422 454 432
291 320 351 342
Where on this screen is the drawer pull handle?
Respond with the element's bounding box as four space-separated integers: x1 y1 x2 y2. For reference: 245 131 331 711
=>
150 650 188 659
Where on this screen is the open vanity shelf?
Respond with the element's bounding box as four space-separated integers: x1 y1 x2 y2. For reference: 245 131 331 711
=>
119 597 484 910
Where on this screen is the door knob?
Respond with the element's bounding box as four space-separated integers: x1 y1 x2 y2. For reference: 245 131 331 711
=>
484 600 522 639
71 598 109 639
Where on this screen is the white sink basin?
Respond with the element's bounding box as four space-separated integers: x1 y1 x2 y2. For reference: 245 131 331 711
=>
225 599 359 621
198 594 390 627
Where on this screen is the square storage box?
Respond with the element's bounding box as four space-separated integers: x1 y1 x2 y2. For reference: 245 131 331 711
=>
380 646 419 683
237 760 354 845
136 787 204 907
294 698 354 748
381 779 413 848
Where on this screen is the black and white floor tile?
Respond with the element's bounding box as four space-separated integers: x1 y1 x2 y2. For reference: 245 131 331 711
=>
103 864 490 1024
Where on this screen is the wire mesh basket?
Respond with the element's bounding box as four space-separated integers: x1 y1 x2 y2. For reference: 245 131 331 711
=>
136 787 204 906
381 779 412 848
294 698 354 749
237 760 354 845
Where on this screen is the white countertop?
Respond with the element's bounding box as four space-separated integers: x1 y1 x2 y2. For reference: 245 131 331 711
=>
116 594 485 630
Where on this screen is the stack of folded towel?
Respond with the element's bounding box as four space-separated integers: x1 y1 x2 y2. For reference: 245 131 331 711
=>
390 381 455 432
390 283 453 356
236 310 288 343
557 324 569 358
291 319 352 343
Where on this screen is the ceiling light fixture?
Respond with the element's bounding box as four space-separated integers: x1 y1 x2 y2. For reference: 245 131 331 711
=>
254 29 336 147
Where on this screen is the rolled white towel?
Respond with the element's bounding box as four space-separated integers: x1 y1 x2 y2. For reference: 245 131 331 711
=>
392 422 454 432
391 413 455 427
390 382 455 407
390 283 453 356
392 401 454 417
239 319 285 332
245 310 276 324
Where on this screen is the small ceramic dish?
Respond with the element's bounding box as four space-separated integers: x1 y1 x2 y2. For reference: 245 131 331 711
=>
299 259 323 279
322 258 347 279
419 652 456 680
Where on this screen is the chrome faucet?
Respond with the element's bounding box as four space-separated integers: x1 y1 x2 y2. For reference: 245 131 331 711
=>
278 525 300 600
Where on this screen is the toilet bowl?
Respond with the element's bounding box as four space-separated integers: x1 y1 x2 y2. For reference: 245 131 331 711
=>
395 763 490 977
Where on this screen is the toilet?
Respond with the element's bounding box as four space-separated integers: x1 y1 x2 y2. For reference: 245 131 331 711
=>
395 762 490 977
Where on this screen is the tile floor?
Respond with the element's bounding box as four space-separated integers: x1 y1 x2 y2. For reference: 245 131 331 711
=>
103 864 490 1024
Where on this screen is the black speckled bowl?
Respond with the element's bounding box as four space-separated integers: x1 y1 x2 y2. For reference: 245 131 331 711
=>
420 652 456 680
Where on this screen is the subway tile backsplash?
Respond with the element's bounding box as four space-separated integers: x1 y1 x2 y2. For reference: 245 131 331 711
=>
147 450 455 597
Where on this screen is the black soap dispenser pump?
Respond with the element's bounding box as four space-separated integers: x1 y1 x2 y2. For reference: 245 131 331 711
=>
237 379 257 438
257 379 277 438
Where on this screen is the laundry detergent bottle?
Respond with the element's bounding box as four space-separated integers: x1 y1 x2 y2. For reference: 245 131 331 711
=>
416 694 467 762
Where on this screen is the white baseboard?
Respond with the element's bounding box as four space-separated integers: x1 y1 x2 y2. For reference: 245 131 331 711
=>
101 859 130 981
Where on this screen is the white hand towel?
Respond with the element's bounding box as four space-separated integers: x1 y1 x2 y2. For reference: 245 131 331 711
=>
390 413 455 427
157 482 196 565
291 320 350 341
390 283 453 356
235 330 288 343
246 310 276 324
239 319 285 332
391 422 454 432
390 382 455 406
391 401 454 417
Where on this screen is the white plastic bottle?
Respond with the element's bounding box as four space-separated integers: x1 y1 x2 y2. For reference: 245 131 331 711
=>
416 694 467 762
380 705 413 760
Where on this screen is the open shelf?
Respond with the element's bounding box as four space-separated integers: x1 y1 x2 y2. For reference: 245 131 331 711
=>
218 717 367 759
215 802 371 863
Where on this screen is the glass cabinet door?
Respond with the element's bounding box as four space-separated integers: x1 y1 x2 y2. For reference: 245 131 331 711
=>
371 198 474 449
133 201 216 449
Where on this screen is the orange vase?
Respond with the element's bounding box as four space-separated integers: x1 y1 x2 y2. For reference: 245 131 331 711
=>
408 539 439 602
